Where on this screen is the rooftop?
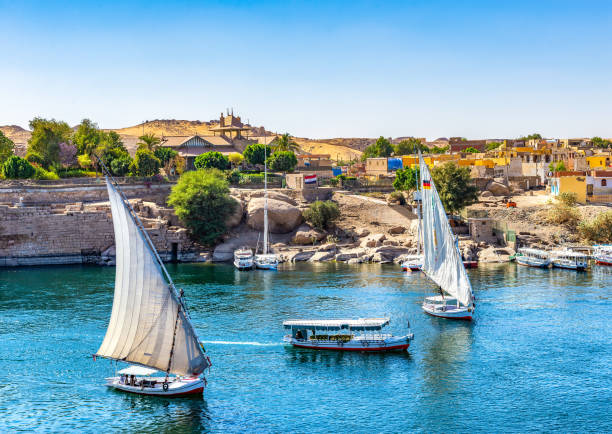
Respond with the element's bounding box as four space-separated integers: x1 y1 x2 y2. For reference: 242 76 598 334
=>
283 318 390 330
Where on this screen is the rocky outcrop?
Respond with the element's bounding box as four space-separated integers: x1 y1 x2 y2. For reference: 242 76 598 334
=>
360 233 386 248
226 197 244 228
248 191 297 206
486 181 510 196
247 198 303 233
308 250 336 262
292 225 326 244
388 226 405 235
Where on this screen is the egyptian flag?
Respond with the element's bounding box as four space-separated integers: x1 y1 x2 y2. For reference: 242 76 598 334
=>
304 174 317 184
422 179 431 189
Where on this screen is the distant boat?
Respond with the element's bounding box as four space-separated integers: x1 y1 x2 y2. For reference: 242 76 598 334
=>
95 173 210 397
283 318 413 352
234 247 254 270
551 249 588 271
515 248 551 268
462 260 478 269
418 152 475 320
593 245 612 266
254 150 279 270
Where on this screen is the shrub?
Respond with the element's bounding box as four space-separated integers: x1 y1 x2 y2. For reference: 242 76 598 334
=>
463 147 479 153
393 166 419 191
194 151 230 171
33 166 60 180
25 152 45 166
226 169 241 184
228 152 244 166
153 147 178 166
78 154 93 169
57 169 96 178
167 169 238 246
578 211 612 243
110 156 132 176
556 192 578 207
546 203 581 228
388 191 406 205
267 151 297 172
243 143 271 165
2 156 35 179
303 200 341 230
129 149 161 176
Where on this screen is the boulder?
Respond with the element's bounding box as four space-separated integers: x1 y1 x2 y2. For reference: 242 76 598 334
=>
292 225 326 245
335 248 366 262
370 252 392 263
372 246 410 262
486 181 510 196
480 191 493 198
247 198 303 233
289 250 316 262
317 243 337 252
248 191 297 206
383 240 399 246
360 233 386 248
308 250 336 262
388 226 406 235
226 197 244 228
356 229 370 238
347 257 363 264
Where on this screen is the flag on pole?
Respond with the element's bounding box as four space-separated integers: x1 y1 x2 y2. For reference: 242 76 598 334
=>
422 179 431 189
304 174 317 185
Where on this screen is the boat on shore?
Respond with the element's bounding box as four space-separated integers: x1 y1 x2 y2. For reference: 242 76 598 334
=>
254 148 279 270
94 166 210 397
515 248 551 268
401 254 423 271
234 247 254 270
417 152 475 320
283 318 413 352
593 245 612 266
551 250 588 270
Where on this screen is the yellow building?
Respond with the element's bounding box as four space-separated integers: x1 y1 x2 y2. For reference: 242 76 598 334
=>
586 155 611 169
550 172 587 204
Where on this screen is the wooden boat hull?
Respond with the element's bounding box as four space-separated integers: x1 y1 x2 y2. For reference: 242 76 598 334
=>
596 260 612 266
422 303 473 320
462 261 478 269
284 336 412 352
402 265 422 272
106 377 205 397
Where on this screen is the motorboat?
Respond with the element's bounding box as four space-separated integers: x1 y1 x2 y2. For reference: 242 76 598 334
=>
417 152 475 320
254 253 278 270
551 250 588 270
254 148 279 270
515 248 551 268
401 254 423 272
283 318 413 352
593 245 612 266
94 167 211 397
234 247 254 270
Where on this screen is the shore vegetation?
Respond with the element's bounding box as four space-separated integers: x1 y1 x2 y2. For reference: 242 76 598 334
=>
303 200 340 230
579 211 612 243
431 162 478 215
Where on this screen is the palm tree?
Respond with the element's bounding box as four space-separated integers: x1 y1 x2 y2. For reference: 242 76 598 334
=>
137 133 161 151
272 133 299 153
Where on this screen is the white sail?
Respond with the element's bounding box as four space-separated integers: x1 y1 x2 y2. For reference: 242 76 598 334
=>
419 154 474 307
96 178 209 376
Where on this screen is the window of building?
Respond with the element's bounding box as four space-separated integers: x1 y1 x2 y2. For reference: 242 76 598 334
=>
602 179 607 187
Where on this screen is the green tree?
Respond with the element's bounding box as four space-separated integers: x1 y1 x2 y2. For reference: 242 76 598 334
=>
154 147 178 166
272 133 299 153
361 136 394 161
430 162 478 214
0 130 15 164
302 200 341 230
486 142 503 151
228 152 244 166
110 156 132 176
430 145 448 154
167 169 238 245
519 133 542 141
394 138 427 155
73 119 101 156
592 137 612 149
194 151 230 170
243 143 272 165
2 156 35 179
28 117 72 168
136 133 161 151
548 161 567 173
463 147 479 153
393 166 420 191
129 149 161 176
267 151 297 172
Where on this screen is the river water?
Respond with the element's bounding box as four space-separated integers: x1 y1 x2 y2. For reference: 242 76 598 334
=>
0 262 610 432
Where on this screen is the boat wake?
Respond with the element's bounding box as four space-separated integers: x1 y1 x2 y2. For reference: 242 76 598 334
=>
201 340 283 347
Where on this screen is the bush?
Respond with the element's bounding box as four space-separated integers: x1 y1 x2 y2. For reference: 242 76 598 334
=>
110 156 132 176
226 169 241 184
194 151 230 171
167 169 238 246
547 203 581 228
243 143 271 165
78 154 93 169
2 156 35 179
25 152 45 166
578 211 612 243
33 166 60 180
228 152 244 166
393 167 419 191
129 149 161 176
57 169 97 178
267 151 297 172
556 192 578 207
388 191 406 205
303 200 341 230
153 147 178 166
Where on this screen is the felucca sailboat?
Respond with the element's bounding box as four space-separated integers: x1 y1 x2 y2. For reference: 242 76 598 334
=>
254 142 278 270
94 169 211 396
418 153 475 320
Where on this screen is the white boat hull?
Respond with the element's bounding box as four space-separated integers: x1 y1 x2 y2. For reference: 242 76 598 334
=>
106 377 205 397
516 256 550 268
552 259 587 270
422 302 473 320
234 259 254 270
255 262 278 270
283 335 413 352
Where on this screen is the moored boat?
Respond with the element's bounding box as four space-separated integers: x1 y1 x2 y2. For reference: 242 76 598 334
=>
254 147 279 270
515 248 551 268
593 245 612 266
95 166 211 397
551 249 588 270
401 254 423 271
417 152 475 320
234 247 254 270
283 318 413 352
462 260 478 269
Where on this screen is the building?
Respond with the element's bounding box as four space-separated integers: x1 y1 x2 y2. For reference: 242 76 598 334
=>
365 158 389 177
209 110 251 139
586 154 612 170
549 171 587 204
449 138 487 153
468 218 496 244
297 154 332 170
159 135 237 170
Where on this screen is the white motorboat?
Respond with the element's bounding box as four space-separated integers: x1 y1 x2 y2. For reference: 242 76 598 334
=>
254 147 279 270
515 248 551 268
593 245 612 266
234 247 254 270
401 254 423 272
94 167 211 398
417 152 475 320
551 249 588 271
283 318 413 352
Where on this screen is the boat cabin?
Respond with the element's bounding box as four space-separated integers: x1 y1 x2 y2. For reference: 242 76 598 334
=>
283 318 391 342
518 248 550 259
424 295 459 307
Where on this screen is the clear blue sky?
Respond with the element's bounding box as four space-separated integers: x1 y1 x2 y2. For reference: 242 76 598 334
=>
1 0 611 139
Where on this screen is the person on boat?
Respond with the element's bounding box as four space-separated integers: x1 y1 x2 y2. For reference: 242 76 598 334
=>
295 330 304 340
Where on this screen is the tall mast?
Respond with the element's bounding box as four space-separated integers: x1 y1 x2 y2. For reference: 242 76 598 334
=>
416 161 421 256
263 132 269 255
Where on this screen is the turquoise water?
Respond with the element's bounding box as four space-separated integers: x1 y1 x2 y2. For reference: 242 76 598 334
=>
0 262 610 432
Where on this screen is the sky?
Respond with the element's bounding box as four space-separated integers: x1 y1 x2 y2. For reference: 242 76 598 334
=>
1 0 611 139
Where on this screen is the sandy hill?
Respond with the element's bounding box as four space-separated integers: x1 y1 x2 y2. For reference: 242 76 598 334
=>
0 125 31 156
